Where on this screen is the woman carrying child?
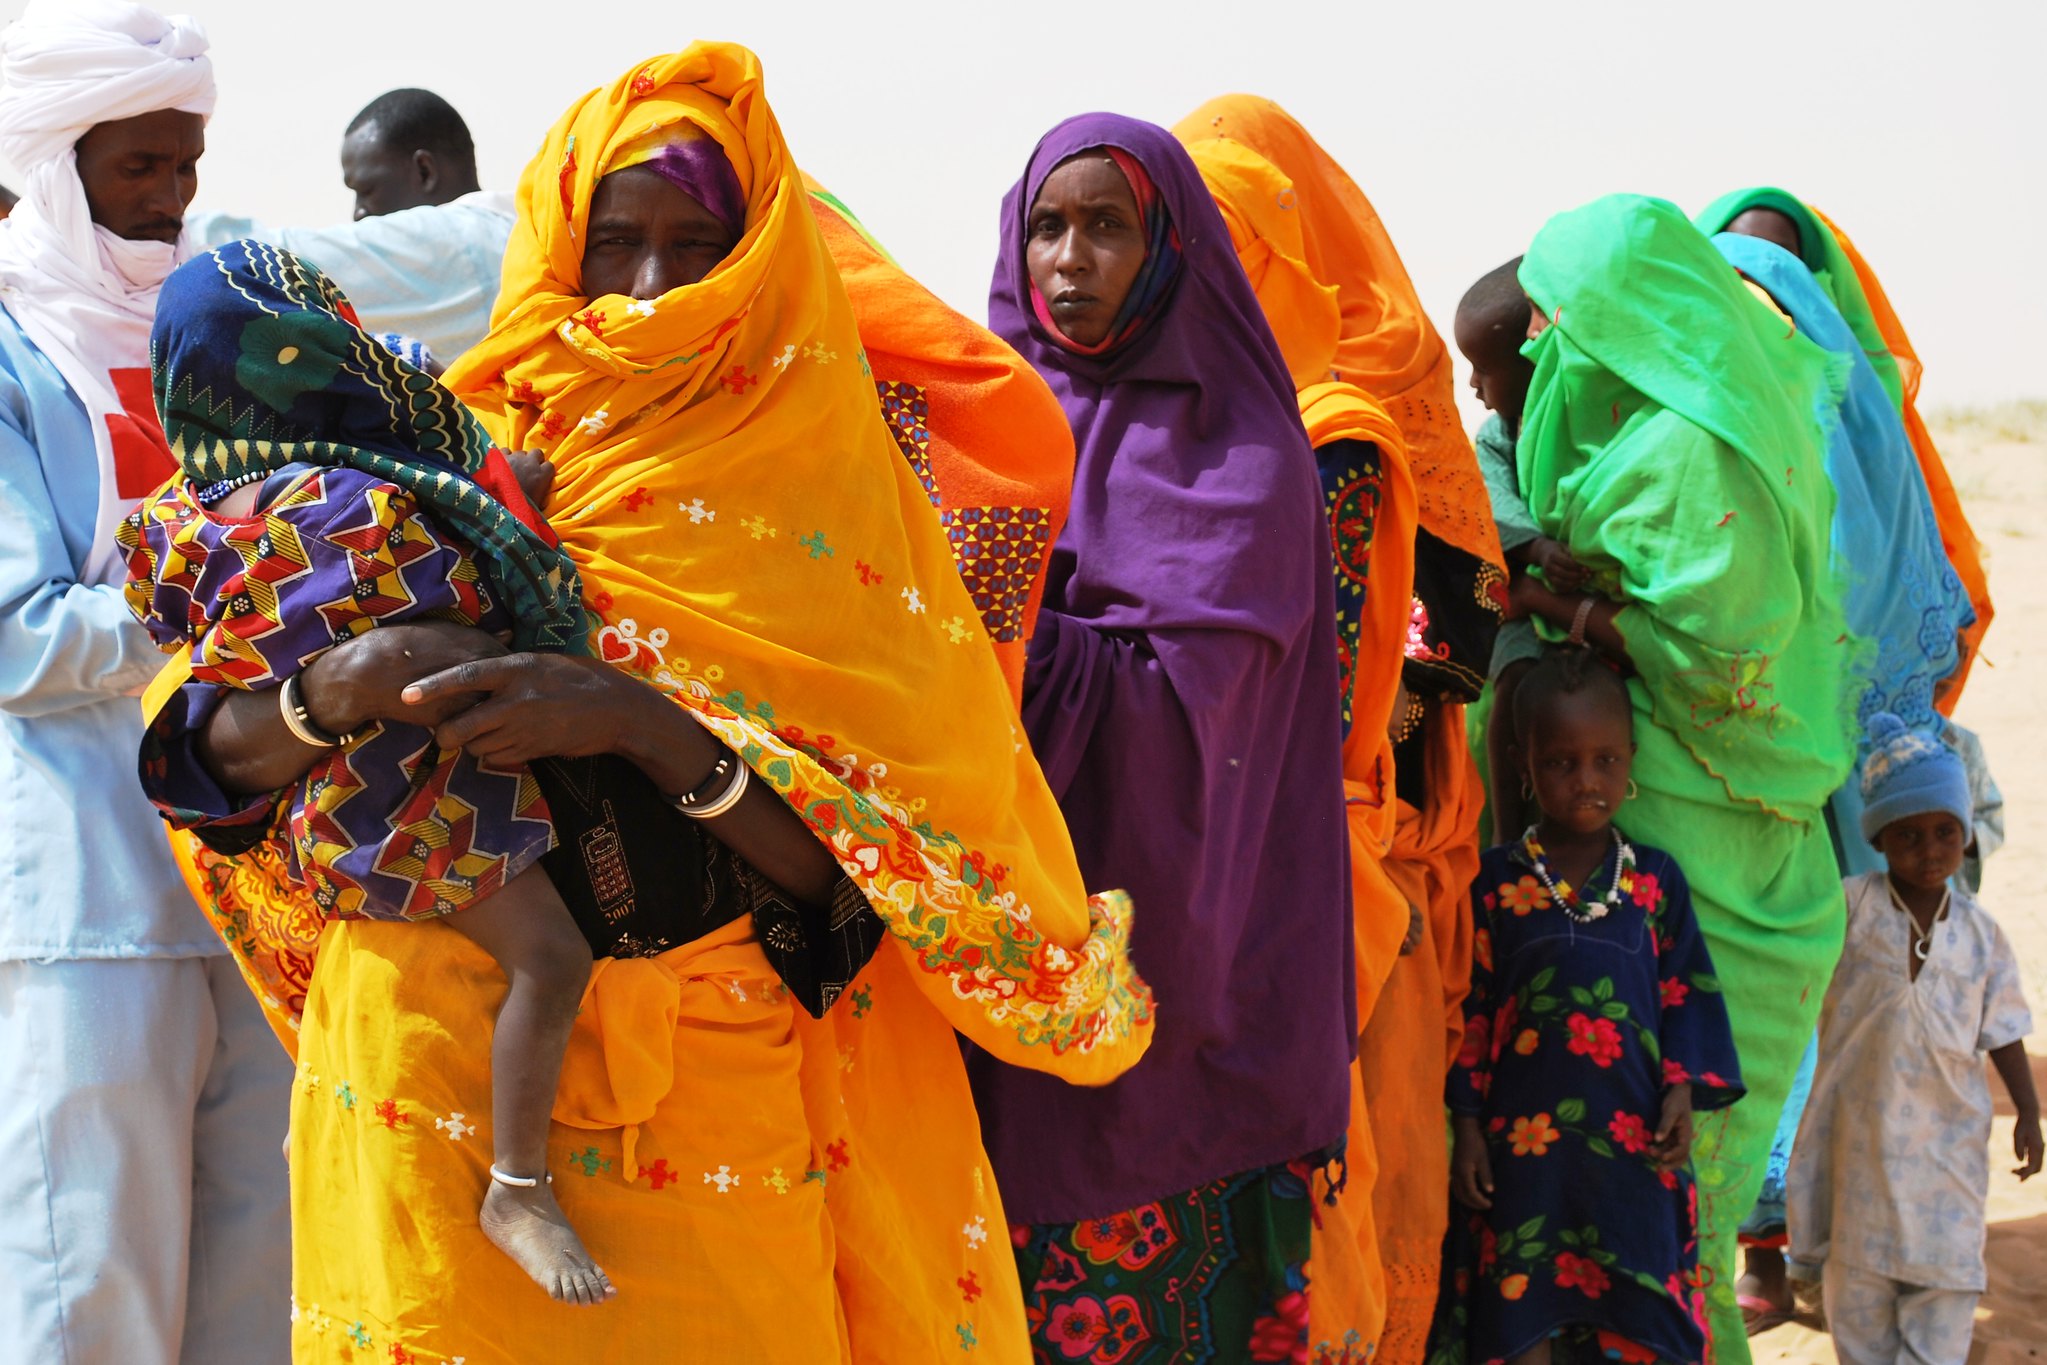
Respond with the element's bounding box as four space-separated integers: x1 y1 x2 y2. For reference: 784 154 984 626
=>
1500 194 1856 1357
1430 648 1742 1365
134 44 1153 1362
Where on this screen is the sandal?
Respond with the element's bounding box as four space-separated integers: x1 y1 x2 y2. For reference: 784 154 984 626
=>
1739 1293 1794 1336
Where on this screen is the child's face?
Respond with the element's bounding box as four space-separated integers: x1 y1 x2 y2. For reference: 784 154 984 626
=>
1876 810 1968 892
1520 690 1634 836
1453 311 1534 426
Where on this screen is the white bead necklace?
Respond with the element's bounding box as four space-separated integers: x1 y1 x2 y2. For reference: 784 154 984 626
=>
1521 826 1636 924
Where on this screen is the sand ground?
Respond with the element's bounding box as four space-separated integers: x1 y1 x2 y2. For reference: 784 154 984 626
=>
1754 402 2047 1364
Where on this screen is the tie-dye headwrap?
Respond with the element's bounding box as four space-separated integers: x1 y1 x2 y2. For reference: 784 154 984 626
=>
1028 146 1182 357
606 122 747 237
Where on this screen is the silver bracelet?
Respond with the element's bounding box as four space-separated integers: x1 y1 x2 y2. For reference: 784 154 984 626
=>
680 759 750 821
278 673 353 748
488 1164 553 1188
1568 595 1598 647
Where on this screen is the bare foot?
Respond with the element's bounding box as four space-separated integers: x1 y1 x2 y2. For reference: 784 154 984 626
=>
479 1178 617 1306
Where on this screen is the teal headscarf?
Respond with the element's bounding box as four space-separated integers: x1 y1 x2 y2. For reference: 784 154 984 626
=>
149 240 587 654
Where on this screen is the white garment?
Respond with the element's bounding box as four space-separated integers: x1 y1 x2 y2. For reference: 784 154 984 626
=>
0 955 291 1362
1821 1260 1979 1365
190 188 516 363
1787 872 2031 1291
0 0 214 583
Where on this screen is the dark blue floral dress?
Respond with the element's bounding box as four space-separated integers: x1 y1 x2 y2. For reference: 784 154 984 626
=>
1427 838 1742 1365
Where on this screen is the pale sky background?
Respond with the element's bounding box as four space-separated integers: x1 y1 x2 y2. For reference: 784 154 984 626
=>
7 0 2042 413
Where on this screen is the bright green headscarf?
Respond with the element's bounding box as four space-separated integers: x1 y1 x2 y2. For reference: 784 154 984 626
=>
1695 186 1903 409
1517 194 1856 817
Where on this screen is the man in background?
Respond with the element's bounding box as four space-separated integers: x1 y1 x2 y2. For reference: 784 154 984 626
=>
0 3 289 1357
192 87 513 361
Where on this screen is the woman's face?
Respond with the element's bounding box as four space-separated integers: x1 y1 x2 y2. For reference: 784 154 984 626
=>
580 166 737 302
1026 152 1146 347
1726 207 1803 259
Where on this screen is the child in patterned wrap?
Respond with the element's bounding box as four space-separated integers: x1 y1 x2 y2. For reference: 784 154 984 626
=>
120 286 633 1310
1784 711 2038 1365
1429 647 1742 1365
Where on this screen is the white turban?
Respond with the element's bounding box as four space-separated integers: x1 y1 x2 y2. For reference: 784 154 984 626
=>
0 0 217 586
0 0 215 173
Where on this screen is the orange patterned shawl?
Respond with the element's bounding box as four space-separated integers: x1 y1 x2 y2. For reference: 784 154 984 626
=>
436 43 1149 1081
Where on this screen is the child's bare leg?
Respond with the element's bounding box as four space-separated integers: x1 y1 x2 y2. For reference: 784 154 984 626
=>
1506 1337 1552 1365
444 868 614 1306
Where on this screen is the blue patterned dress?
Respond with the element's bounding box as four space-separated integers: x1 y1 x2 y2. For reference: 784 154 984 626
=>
1428 839 1743 1365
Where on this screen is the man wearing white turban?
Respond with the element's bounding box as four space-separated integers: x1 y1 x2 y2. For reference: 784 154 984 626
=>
0 3 289 1359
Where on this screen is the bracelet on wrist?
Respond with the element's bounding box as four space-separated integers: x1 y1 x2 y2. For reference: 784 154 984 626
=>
279 673 356 749
672 749 750 820
1568 595 1598 647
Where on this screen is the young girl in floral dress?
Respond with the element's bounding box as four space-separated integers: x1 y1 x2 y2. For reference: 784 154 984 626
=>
1429 649 1743 1365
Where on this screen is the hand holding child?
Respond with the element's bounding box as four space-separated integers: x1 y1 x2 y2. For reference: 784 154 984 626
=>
1451 1115 1494 1210
1649 1084 1694 1170
1528 536 1589 592
505 449 556 511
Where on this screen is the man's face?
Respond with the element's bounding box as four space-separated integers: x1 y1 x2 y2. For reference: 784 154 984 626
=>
74 108 204 243
341 123 436 219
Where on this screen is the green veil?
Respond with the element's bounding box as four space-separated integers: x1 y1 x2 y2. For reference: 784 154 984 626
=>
1518 193 1857 815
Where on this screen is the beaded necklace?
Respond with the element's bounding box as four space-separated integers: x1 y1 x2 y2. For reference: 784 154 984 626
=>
1520 826 1636 924
194 469 268 507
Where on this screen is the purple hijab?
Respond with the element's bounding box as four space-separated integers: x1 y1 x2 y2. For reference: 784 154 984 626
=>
970 113 1353 1223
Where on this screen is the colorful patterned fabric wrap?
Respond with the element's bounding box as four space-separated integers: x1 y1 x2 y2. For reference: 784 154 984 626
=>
123 461 555 920
1318 438 1383 740
131 238 586 655
1428 841 1743 1365
1013 1150 1334 1365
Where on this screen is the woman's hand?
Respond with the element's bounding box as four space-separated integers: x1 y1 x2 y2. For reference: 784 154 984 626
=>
403 653 715 773
1529 536 1589 592
1451 1115 1494 1210
196 621 510 797
1399 900 1425 956
301 620 511 735
504 449 556 511
1650 1083 1695 1170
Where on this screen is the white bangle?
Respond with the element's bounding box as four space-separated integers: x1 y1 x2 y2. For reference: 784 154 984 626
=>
681 759 750 820
279 674 353 748
488 1164 553 1188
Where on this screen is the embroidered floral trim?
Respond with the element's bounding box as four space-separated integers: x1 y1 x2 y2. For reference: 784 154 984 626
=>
597 623 1153 1059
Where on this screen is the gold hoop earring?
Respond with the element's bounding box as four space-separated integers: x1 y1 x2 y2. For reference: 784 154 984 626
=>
1626 779 1639 800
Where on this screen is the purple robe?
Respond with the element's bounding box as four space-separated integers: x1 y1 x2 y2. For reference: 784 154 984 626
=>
971 113 1353 1223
